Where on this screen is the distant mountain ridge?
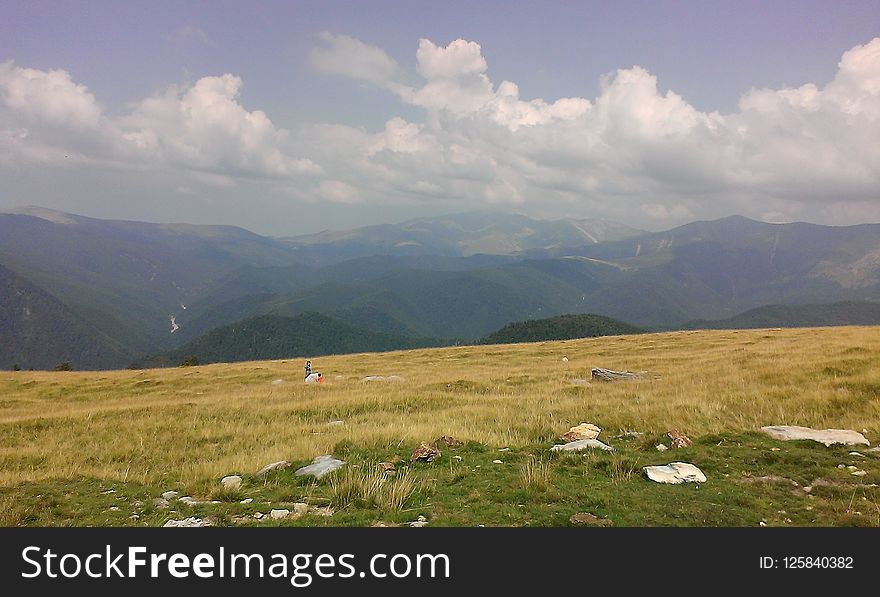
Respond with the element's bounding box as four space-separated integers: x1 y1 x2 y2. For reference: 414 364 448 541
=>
6 207 880 369
278 211 645 265
683 301 880 330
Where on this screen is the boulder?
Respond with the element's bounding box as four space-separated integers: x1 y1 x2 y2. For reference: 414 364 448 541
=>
255 460 291 477
295 455 345 479
270 509 290 520
161 490 179 501
410 442 441 463
550 438 614 452
220 475 242 491
561 423 601 442
761 426 870 447
643 462 706 484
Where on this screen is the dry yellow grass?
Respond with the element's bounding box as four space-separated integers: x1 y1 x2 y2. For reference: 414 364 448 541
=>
1 326 879 492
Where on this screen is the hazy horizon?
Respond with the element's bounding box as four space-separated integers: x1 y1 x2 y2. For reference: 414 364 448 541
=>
3 1 880 235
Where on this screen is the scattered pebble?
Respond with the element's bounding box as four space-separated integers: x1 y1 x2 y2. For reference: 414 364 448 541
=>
655 444 669 452
409 515 428 528
240 498 253 504
492 459 503 464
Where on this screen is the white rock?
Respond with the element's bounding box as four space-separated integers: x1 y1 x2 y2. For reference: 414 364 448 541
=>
270 509 290 520
453 456 462 461
270 379 285 385
328 420 344 426
220 475 242 491
293 503 309 516
255 460 290 477
163 517 212 528
849 452 866 457
492 460 503 464
643 462 707 484
295 455 345 479
161 491 179 500
551 438 614 452
240 498 253 504
409 515 428 527
760 425 870 447
656 444 669 452
254 512 265 520
851 469 867 477
153 498 169 509
562 357 569 363
561 423 601 441
498 447 510 452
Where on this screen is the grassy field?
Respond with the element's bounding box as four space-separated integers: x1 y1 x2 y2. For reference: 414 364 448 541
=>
1 326 879 527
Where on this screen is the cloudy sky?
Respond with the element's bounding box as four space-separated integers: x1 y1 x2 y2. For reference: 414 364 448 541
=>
1 0 879 235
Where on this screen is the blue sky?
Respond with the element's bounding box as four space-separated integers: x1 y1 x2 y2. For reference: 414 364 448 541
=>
2 1 879 235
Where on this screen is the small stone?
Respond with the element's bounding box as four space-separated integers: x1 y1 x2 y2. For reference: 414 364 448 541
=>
453 455 462 461
771 447 781 451
161 491 179 500
409 515 428 528
253 512 265 519
761 425 869 447
492 459 503 464
851 469 867 477
109 506 120 512
132 501 144 508
849 452 866 457
759 521 767 527
310 506 334 517
220 475 242 491
561 357 569 363
656 443 669 452
270 509 290 520
667 430 692 449
498 447 510 452
293 503 309 516
153 498 169 509
295 455 345 478
163 517 212 528
643 462 707 484
435 436 463 447
377 461 396 473
410 442 441 463
569 512 613 527
240 498 253 504
838 464 846 469
551 438 613 452
255 460 291 477
561 423 601 442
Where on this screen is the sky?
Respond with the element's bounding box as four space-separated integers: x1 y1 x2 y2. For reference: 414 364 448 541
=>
1 0 879 236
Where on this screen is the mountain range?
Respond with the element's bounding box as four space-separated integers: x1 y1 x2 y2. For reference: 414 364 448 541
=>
4 206 880 369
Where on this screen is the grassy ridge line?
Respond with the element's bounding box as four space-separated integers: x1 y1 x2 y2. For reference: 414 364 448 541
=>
1 326 879 491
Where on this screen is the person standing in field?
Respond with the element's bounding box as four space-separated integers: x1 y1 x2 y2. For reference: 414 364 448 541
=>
304 360 312 380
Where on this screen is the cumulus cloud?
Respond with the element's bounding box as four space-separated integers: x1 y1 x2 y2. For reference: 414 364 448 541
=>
2 36 880 228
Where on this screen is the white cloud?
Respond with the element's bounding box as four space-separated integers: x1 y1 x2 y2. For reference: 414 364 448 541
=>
2 36 880 229
0 60 102 129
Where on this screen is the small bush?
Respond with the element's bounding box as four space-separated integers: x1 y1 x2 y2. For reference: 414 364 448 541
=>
328 466 420 510
519 457 552 492
53 362 72 371
178 355 200 367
